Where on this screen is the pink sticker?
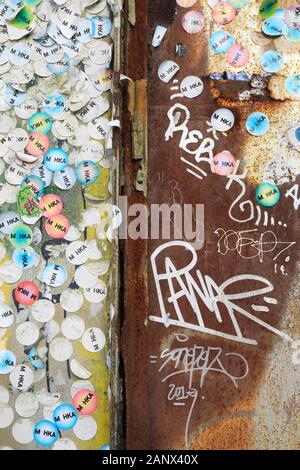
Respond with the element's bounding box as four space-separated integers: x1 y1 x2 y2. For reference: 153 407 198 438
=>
39 194 63 218
25 133 50 157
211 151 236 176
212 1 237 25
226 44 250 67
45 214 70 239
72 389 98 416
182 11 205 34
15 281 39 306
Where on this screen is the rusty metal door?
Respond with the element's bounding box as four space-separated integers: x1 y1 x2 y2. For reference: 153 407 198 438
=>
121 0 300 450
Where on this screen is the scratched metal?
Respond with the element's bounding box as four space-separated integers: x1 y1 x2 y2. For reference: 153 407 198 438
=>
122 0 300 450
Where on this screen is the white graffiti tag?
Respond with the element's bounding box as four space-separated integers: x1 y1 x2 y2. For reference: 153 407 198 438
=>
150 241 292 346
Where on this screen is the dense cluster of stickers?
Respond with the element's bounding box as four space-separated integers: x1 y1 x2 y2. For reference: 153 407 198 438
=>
156 0 300 208
0 0 120 450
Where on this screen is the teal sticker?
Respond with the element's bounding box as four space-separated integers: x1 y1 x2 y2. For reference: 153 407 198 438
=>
256 182 280 207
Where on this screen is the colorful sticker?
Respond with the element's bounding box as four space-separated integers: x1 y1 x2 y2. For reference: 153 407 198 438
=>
53 404 78 430
9 224 33 249
0 350 16 375
212 1 237 25
256 182 280 207
259 0 279 19
34 420 59 447
211 151 236 176
260 50 284 73
246 112 270 136
13 247 36 270
72 389 98 415
182 11 205 34
45 214 70 239
42 263 68 287
28 112 53 135
209 30 235 54
226 44 250 67
285 75 300 96
26 133 50 157
75 161 99 185
39 194 63 218
14 281 39 305
44 148 69 172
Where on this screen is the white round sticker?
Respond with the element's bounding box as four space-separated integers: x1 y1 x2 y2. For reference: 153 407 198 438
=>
158 60 180 83
0 304 14 328
66 241 89 265
52 438 77 450
12 419 35 444
73 416 97 441
10 364 34 391
0 404 14 429
82 327 106 353
211 108 235 132
53 167 77 190
31 299 55 323
61 316 85 341
84 281 107 303
49 337 74 362
0 385 9 405
60 289 84 313
15 392 39 418
180 76 204 98
16 322 39 346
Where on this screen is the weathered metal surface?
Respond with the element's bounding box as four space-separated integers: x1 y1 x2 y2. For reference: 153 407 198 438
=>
122 0 300 450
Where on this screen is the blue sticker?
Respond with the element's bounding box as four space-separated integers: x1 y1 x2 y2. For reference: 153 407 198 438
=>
29 347 45 369
295 127 300 142
285 75 300 96
48 54 71 75
43 92 66 117
91 16 112 38
44 148 69 172
284 26 300 42
53 404 78 430
42 263 67 287
0 350 16 375
209 30 235 54
272 8 285 19
260 50 284 73
75 161 100 185
34 420 59 447
4 85 27 107
246 112 270 137
13 247 36 270
256 182 280 207
100 444 110 450
262 17 287 36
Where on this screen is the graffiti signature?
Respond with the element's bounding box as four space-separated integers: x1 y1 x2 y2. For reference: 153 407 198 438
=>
150 241 292 346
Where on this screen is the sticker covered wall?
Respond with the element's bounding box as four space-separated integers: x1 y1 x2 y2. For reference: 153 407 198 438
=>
0 0 121 451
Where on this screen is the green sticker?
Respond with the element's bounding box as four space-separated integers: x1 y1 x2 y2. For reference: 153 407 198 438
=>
11 7 34 30
259 0 278 19
9 224 33 248
17 187 40 218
